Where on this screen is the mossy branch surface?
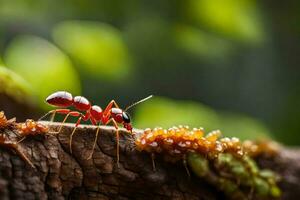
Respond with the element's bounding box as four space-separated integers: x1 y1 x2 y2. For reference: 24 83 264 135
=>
0 122 299 200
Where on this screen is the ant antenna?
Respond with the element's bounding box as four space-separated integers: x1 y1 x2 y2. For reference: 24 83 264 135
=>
124 95 153 111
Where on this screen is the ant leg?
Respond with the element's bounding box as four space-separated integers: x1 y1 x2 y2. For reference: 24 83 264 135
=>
48 112 70 134
69 116 82 154
38 111 53 121
15 148 35 168
17 136 26 144
50 110 56 122
183 154 191 178
113 120 120 167
50 111 84 135
87 122 101 160
39 110 56 121
53 115 70 134
11 127 21 137
102 100 121 117
10 143 35 168
38 109 71 121
151 153 156 171
100 100 122 150
105 118 120 167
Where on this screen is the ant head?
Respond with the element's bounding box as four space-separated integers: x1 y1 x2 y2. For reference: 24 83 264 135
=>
111 95 152 132
122 112 132 132
122 112 131 124
111 108 132 131
124 122 132 132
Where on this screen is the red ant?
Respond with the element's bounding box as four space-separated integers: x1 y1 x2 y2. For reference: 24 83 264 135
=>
39 91 152 166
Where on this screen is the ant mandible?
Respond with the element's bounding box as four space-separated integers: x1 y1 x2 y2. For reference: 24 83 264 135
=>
39 91 152 166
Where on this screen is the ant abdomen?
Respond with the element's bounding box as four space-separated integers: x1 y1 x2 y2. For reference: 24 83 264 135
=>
90 106 103 121
73 96 91 111
46 91 73 107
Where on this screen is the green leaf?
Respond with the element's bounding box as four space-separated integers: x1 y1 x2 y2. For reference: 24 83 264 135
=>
134 97 270 140
133 97 220 131
0 65 34 104
4 35 81 109
174 24 234 59
52 20 132 80
219 112 271 140
186 0 264 43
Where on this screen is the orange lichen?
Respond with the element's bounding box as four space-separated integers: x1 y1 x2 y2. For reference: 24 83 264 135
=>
0 111 16 130
136 126 245 163
0 111 7 126
136 126 281 198
135 125 282 185
17 119 49 136
242 140 280 157
136 126 281 162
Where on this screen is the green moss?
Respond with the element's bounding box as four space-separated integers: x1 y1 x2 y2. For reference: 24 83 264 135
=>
270 186 281 198
243 156 259 175
188 152 281 198
253 177 270 196
187 152 209 177
219 178 239 194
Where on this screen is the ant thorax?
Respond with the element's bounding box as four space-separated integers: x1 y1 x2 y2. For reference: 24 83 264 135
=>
111 108 124 123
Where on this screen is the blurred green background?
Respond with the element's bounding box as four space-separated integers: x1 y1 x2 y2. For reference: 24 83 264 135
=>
0 0 299 145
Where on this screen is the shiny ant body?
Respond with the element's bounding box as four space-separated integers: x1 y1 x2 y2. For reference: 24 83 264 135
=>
40 91 152 165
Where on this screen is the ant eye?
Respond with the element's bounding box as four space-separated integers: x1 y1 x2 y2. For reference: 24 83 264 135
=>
122 112 131 123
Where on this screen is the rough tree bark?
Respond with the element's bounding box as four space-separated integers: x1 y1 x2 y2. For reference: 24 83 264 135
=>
0 122 299 200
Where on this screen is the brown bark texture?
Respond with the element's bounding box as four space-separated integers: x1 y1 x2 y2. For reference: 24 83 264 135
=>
0 122 299 200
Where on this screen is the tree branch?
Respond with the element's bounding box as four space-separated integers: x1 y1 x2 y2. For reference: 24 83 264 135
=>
0 122 299 200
